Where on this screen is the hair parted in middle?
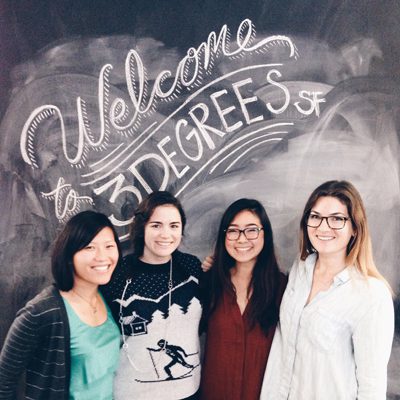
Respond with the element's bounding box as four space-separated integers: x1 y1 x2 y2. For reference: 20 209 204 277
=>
204 198 282 335
51 210 122 291
130 191 186 256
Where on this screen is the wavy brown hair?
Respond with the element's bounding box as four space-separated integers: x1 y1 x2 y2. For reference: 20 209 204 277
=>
130 191 186 256
300 180 391 291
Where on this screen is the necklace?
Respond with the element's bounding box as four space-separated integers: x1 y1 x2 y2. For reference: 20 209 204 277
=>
72 289 98 314
119 258 173 373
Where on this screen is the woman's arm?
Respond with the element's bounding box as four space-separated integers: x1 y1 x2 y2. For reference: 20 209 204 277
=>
352 283 394 400
0 305 41 399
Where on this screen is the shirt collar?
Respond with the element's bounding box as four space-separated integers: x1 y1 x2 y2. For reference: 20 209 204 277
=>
333 267 352 285
301 253 353 287
299 253 317 284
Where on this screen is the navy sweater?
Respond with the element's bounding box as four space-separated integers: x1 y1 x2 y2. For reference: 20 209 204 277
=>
101 250 203 400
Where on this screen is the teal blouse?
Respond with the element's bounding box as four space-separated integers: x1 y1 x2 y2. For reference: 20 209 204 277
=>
63 295 120 400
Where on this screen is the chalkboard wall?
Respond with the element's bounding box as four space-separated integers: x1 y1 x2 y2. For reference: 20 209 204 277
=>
1 1 399 397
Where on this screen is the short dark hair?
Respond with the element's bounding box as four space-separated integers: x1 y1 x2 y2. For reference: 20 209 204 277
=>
51 211 121 291
130 191 186 256
205 198 282 334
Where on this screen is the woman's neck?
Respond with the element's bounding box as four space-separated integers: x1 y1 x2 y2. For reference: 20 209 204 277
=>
61 280 106 326
231 262 253 279
230 262 254 314
139 254 171 264
315 252 347 277
71 279 99 300
230 261 255 288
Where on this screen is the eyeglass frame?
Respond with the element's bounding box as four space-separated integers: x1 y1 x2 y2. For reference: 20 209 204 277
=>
224 226 264 241
306 213 350 230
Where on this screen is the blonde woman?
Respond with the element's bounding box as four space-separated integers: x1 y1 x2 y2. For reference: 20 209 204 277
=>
260 180 394 400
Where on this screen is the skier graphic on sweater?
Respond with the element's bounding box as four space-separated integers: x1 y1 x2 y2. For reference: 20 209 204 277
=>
147 339 197 380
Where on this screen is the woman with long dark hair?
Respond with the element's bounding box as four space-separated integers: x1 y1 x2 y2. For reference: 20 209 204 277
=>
260 180 394 399
0 211 121 399
200 198 286 400
101 191 203 400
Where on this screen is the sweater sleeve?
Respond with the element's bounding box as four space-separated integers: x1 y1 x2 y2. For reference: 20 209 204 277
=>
0 303 41 399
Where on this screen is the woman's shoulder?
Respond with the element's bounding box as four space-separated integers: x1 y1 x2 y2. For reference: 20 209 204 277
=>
364 275 392 300
173 250 201 266
173 250 202 277
22 285 60 310
349 268 393 303
101 254 136 291
15 285 63 326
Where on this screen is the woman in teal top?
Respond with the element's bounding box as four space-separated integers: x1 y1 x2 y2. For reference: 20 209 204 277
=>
63 294 120 399
0 211 121 399
58 212 121 399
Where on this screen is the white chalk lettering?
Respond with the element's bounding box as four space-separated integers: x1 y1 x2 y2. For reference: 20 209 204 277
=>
265 69 291 114
93 173 141 226
294 90 326 117
18 17 329 233
188 103 227 151
232 78 264 125
41 177 94 221
175 119 204 162
157 136 190 179
210 89 243 133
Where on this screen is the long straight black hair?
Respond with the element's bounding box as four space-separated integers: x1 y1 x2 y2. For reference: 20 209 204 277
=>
204 198 282 335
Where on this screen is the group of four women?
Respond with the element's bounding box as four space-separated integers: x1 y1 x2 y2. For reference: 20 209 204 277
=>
0 180 394 399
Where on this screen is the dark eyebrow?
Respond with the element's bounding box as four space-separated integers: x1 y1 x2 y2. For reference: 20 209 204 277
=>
310 210 347 216
228 223 259 228
148 220 182 224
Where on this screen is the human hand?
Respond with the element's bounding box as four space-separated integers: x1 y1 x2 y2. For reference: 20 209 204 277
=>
201 255 214 272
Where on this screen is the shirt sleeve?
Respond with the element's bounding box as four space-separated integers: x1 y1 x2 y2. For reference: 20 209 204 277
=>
0 303 42 399
352 283 394 400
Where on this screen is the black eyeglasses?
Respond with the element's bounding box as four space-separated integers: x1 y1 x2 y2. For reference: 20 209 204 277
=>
307 213 350 230
225 227 263 241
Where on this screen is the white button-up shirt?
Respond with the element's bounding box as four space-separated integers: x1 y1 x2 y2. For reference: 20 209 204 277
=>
260 254 394 400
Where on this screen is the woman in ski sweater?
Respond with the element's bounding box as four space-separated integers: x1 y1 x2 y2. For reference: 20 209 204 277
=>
101 191 203 400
